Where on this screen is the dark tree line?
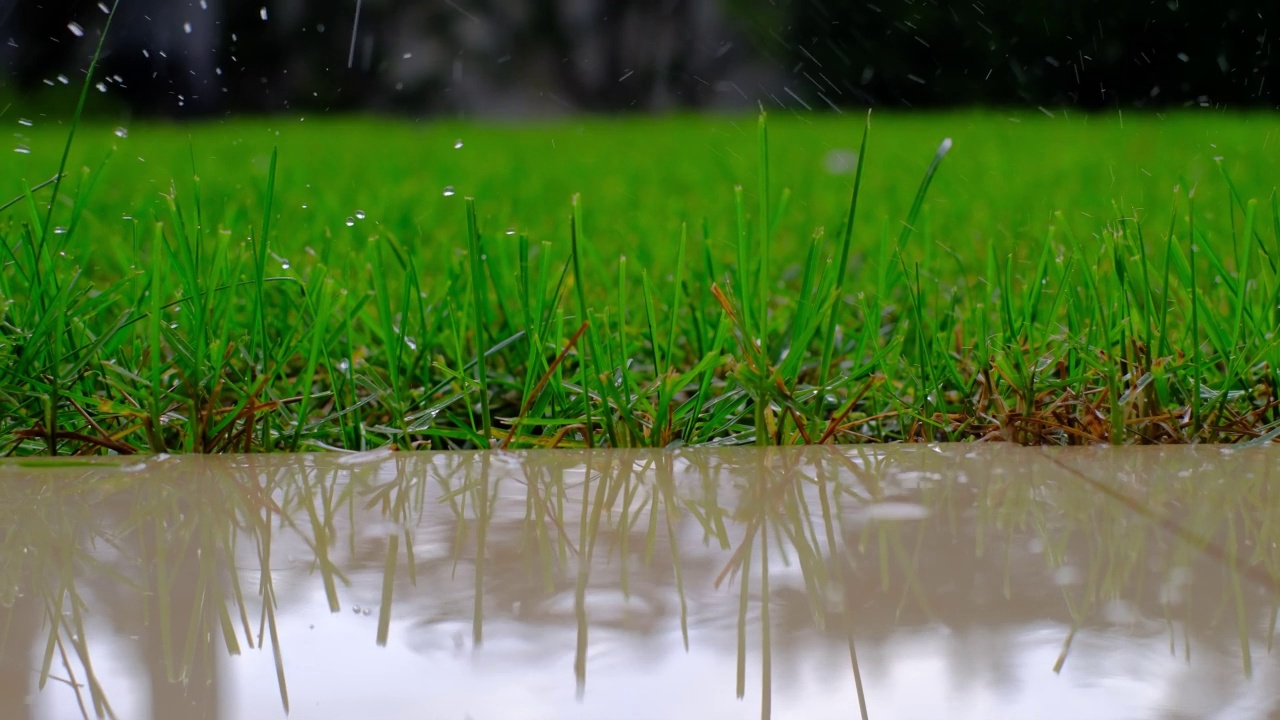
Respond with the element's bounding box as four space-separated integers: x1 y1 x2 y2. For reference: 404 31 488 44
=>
754 0 1277 108
0 0 1274 115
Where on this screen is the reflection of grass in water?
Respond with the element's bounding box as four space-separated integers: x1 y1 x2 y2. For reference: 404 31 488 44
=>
9 448 1280 719
0 464 293 718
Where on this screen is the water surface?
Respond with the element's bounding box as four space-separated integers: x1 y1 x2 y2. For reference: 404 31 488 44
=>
2 444 1279 719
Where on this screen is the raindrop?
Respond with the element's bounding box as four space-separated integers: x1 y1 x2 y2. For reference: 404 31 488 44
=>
355 210 366 220
95 82 107 93
442 186 456 197
13 146 30 154
361 608 372 616
56 74 69 84
98 2 110 13
17 118 32 127
260 6 268 20
183 22 192 34
345 216 356 227
505 228 516 236
53 227 67 234
1177 52 1190 63
281 260 290 269
114 127 128 138
67 22 85 37
453 139 464 149
200 0 207 8
352 605 362 614
823 149 858 175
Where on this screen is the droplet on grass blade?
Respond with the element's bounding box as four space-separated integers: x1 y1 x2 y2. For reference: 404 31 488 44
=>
114 127 128 138
454 139 464 149
345 217 356 227
442 186 456 197
355 210 366 219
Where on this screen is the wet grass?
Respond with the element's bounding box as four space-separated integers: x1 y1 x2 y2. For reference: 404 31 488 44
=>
3 82 1280 452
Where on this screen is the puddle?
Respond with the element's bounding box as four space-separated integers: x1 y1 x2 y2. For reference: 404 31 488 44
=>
2 444 1279 719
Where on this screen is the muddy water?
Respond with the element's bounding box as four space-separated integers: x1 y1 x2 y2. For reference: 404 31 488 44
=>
2 444 1279 720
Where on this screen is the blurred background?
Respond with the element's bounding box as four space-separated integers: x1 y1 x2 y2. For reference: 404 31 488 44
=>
0 0 1275 117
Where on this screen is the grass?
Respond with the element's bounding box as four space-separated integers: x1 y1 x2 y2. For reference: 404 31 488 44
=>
2 93 1280 453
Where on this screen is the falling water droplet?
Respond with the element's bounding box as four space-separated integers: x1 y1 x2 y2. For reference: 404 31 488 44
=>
95 82 107 93
56 74 69 84
355 210 366 220
442 186 456 197
98 2 110 13
183 22 192 34
345 216 356 227
260 6 268 20
67 22 85 37
114 127 128 138
17 118 33 127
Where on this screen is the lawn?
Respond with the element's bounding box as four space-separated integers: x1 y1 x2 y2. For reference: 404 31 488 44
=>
2 107 1279 453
